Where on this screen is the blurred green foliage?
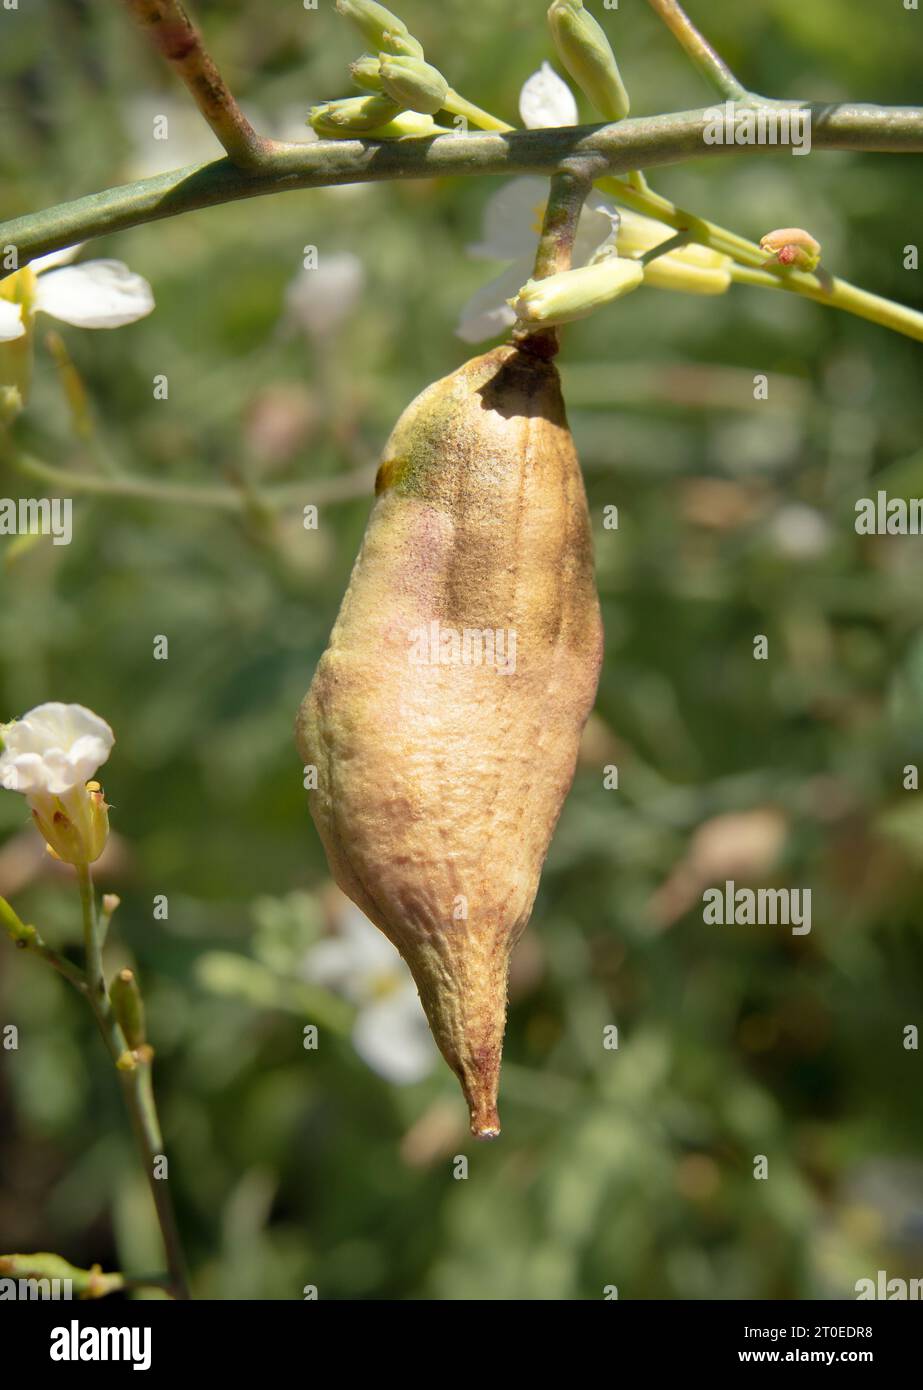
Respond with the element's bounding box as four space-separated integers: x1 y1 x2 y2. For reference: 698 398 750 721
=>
1 0 922 1300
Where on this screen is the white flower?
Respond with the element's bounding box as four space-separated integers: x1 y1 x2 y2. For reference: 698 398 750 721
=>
282 252 365 339
300 900 436 1085
518 61 578 129
456 71 732 343
0 703 114 865
0 245 154 344
459 176 621 342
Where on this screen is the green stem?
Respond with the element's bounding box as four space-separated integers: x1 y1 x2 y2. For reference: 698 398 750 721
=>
514 166 591 355
77 864 116 1050
117 1062 190 1302
598 174 767 266
76 864 191 1301
729 263 923 342
639 230 691 264
644 0 747 100
442 89 512 132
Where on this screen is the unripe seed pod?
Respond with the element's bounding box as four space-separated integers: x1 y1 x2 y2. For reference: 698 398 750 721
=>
379 55 449 116
547 0 630 122
296 345 603 1136
110 967 146 1051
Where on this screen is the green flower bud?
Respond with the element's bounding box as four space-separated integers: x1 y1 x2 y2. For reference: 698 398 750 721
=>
365 110 442 138
510 257 644 327
616 210 732 294
350 54 384 91
335 0 424 58
379 55 449 116
309 93 403 137
547 0 630 122
110 967 147 1051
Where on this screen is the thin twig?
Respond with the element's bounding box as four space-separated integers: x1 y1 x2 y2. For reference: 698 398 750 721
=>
1 895 88 992
76 865 191 1301
729 262 923 340
121 0 271 169
10 452 378 513
639 230 691 264
20 932 87 991
645 0 746 101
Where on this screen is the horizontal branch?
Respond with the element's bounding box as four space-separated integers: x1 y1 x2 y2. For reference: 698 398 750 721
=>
2 101 922 265
12 452 378 512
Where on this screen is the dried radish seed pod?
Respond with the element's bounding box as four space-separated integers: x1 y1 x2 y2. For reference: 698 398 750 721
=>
296 344 603 1136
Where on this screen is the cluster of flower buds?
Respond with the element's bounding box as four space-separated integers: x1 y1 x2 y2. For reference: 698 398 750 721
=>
509 203 735 331
311 1 449 139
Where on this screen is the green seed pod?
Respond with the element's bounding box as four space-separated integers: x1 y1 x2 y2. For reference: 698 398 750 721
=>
309 93 403 137
335 0 424 58
110 967 146 1051
379 55 449 116
547 0 630 121
296 345 603 1136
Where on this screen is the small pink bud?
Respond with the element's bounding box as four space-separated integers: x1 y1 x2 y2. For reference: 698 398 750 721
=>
759 227 821 273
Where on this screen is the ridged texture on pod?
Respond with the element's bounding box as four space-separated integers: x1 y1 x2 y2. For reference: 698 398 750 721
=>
296 345 603 1136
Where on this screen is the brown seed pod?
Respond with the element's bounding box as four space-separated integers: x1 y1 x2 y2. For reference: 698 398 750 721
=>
295 343 603 1136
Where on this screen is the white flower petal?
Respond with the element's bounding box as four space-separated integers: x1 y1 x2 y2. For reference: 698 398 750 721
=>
28 244 83 274
468 177 550 261
0 702 114 797
1 752 46 793
352 987 436 1084
35 261 154 329
0 299 26 342
573 196 621 268
519 62 578 130
456 260 532 343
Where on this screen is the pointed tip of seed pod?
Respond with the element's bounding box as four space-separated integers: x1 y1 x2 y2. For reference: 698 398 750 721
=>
466 1087 502 1140
471 1115 501 1141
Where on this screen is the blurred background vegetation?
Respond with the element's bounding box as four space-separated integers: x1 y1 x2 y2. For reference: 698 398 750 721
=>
1 0 922 1300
